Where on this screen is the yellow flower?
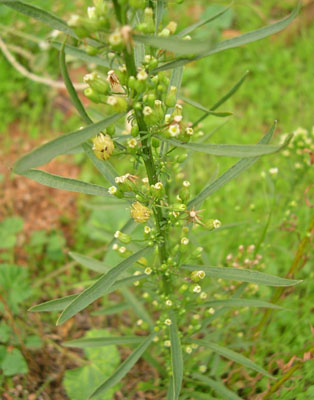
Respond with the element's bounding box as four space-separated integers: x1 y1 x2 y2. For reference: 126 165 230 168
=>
92 133 114 160
130 202 150 223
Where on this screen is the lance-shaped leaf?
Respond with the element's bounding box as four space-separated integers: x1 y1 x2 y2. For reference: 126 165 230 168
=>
90 333 155 399
13 113 124 174
180 97 232 117
169 310 183 400
55 41 114 68
64 336 144 348
182 265 302 287
29 274 146 312
69 252 109 274
177 4 232 37
153 4 300 72
20 170 111 197
191 340 273 378
133 34 215 56
200 298 284 310
57 247 151 325
156 0 166 32
193 374 243 400
159 134 290 158
0 0 76 37
188 123 275 208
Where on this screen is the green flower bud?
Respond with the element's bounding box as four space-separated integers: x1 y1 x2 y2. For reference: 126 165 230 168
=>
85 45 99 56
152 137 160 148
108 186 124 198
93 0 107 16
191 270 206 282
106 124 116 136
114 230 131 244
84 72 110 95
151 75 159 87
159 28 170 37
84 87 101 103
165 86 177 108
147 93 156 108
131 123 139 137
172 203 186 212
206 219 222 231
128 76 136 89
107 96 128 112
129 0 146 9
151 182 165 198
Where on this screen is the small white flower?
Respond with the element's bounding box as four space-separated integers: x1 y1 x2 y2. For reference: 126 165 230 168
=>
154 182 163 190
164 114 171 123
119 246 126 254
87 6 97 19
114 231 121 239
109 31 122 46
164 340 171 347
142 177 149 183
137 70 148 81
144 226 151 234
193 285 201 293
68 15 80 27
226 254 233 261
189 210 196 218
112 244 119 250
136 319 143 326
168 124 180 137
144 55 152 63
108 186 117 195
153 336 159 342
213 219 221 229
119 64 127 72
164 319 172 326
183 180 190 187
200 292 207 300
133 271 141 276
269 167 279 175
208 307 215 315
143 106 153 116
174 115 182 123
144 267 152 275
181 237 189 245
107 96 118 106
185 346 192 354
128 138 138 148
166 300 173 307
193 314 200 320
199 365 207 373
155 99 162 106
185 127 194 136
197 270 205 280
39 41 49 51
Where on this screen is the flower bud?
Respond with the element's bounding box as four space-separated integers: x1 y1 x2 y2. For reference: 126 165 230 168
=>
151 182 165 198
172 203 186 212
93 0 107 16
128 76 136 89
108 185 124 198
84 87 101 103
84 72 110 94
165 86 177 108
92 133 114 160
206 219 222 231
191 270 206 282
114 230 131 244
107 96 128 112
131 202 151 223
131 123 139 137
129 0 146 9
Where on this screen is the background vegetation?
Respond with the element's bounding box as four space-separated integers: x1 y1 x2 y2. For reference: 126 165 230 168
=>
0 0 313 399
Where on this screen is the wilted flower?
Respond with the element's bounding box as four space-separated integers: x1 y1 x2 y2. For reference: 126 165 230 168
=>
131 202 151 223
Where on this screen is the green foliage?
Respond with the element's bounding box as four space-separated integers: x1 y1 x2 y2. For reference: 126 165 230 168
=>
0 217 23 250
63 329 121 400
0 347 28 376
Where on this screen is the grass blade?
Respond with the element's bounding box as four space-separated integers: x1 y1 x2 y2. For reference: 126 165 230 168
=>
182 265 302 287
193 374 243 400
29 275 146 312
69 252 109 274
20 170 111 197
188 123 275 208
64 336 144 348
1 0 76 37
155 0 166 33
89 333 155 399
57 248 151 325
153 4 299 72
169 310 183 400
159 134 290 157
191 340 273 378
13 113 124 174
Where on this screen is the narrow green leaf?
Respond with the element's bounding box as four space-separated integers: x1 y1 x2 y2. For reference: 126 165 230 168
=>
177 4 232 37
1 0 76 37
159 134 290 157
20 170 111 197
69 252 109 274
153 4 300 72
133 34 215 56
64 336 144 348
121 288 154 328
155 0 166 33
201 298 284 310
13 113 124 174
57 248 151 325
182 265 302 287
29 275 146 312
191 340 273 378
180 96 232 116
193 374 243 400
89 333 155 399
169 310 183 400
54 41 114 68
92 303 128 316
188 123 275 208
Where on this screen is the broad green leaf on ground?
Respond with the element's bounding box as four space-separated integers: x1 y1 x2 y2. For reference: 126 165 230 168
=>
63 329 120 400
0 216 23 249
177 4 232 37
20 170 112 197
188 123 275 208
160 134 290 157
201 298 284 310
191 340 273 378
133 34 215 56
29 274 146 312
54 41 114 68
64 336 144 348
69 252 109 274
169 310 183 400
0 348 28 376
153 4 300 72
13 113 124 174
57 248 151 325
90 333 155 399
121 287 154 328
182 265 302 286
0 0 76 37
193 374 243 400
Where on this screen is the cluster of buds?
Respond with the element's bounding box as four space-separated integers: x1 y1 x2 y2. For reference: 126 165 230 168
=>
225 244 264 271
